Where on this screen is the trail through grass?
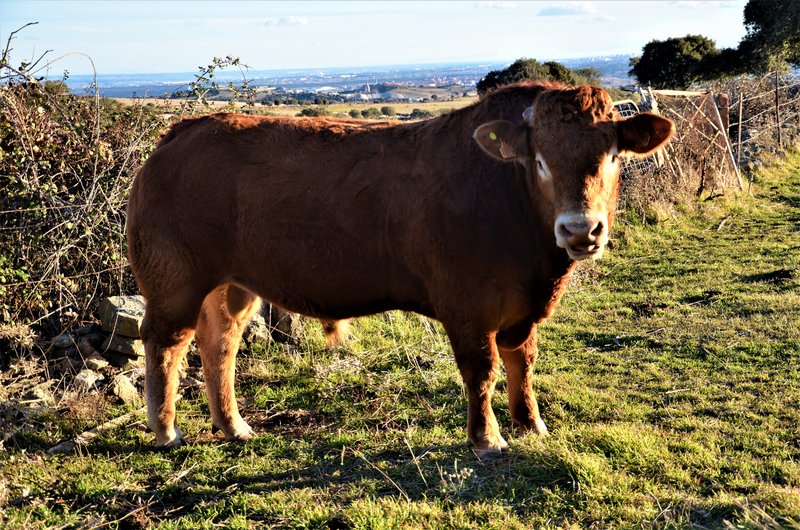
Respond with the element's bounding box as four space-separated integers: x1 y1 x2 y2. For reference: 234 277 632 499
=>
2 154 799 528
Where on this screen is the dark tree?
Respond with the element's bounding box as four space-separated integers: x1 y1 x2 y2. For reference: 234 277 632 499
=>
477 58 605 95
476 58 550 94
739 0 800 72
683 1 800 79
543 61 576 85
696 47 744 79
629 34 718 89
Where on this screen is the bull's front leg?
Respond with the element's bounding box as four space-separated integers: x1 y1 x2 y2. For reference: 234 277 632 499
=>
497 326 548 435
446 327 508 457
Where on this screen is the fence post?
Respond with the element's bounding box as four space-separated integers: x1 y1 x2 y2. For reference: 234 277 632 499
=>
710 94 744 191
775 69 783 149
737 93 743 166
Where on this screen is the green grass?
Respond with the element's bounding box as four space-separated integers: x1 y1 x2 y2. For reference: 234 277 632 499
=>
2 153 800 528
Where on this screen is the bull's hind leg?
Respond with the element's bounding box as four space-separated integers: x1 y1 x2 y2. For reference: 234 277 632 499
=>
141 292 204 448
446 326 508 457
497 326 548 436
195 284 261 441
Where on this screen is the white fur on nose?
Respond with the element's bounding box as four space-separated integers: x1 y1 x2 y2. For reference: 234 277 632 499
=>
554 212 609 260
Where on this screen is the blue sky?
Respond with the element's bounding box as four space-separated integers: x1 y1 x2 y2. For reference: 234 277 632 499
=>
1 1 747 75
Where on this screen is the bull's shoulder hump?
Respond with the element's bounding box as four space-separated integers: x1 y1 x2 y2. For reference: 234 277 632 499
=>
157 113 275 146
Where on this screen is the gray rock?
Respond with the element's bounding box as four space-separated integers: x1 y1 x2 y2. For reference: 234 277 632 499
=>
52 354 79 377
101 334 144 358
110 374 140 404
73 370 104 392
103 351 134 368
98 296 145 338
52 333 73 349
245 313 271 344
76 324 101 336
84 354 109 371
23 382 54 404
122 356 146 370
18 383 55 418
77 337 98 357
261 303 300 343
125 368 145 384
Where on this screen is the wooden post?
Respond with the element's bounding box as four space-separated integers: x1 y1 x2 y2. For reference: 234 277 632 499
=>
775 69 783 149
710 94 744 191
737 93 743 166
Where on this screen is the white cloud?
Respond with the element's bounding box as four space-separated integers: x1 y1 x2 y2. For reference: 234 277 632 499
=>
270 16 309 27
477 1 518 9
164 16 310 28
537 1 598 17
674 1 739 8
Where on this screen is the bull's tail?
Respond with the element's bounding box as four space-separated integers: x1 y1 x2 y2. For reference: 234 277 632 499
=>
322 319 351 348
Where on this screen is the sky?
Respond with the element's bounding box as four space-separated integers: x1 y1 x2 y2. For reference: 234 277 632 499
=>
0 1 748 76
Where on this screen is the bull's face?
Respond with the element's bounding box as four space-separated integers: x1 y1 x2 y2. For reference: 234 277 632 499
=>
474 86 674 260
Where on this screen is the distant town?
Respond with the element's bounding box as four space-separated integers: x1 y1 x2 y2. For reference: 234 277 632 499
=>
61 55 636 103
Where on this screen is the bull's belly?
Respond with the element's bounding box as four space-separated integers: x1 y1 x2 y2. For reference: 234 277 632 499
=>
227 248 430 321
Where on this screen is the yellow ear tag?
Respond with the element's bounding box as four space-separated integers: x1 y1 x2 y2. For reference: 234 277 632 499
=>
489 131 498 142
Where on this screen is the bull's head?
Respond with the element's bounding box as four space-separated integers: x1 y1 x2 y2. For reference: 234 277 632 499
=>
473 85 674 260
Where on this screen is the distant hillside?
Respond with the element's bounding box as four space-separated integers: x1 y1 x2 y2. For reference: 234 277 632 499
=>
61 56 635 99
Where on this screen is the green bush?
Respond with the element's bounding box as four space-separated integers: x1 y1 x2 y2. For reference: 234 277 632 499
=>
361 107 382 119
410 108 434 120
297 107 331 117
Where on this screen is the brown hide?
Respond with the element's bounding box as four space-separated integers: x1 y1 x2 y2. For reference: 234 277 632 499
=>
127 81 673 454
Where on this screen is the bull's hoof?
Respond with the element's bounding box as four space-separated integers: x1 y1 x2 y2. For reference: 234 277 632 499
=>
225 427 255 442
534 417 549 436
513 417 550 436
469 434 509 459
154 434 185 450
153 424 185 449
213 421 255 442
472 446 509 459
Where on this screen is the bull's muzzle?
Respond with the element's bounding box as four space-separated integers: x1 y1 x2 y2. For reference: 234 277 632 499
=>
554 212 608 260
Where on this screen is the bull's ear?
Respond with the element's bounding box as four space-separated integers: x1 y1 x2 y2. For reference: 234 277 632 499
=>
617 113 675 156
473 120 530 162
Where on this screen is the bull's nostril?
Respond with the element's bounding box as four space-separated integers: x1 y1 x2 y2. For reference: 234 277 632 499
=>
590 221 604 238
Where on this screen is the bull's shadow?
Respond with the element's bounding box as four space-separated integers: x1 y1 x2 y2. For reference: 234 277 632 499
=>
53 433 580 526
40 408 579 528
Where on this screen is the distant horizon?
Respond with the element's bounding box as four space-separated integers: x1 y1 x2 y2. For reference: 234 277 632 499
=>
53 54 634 80
50 55 637 99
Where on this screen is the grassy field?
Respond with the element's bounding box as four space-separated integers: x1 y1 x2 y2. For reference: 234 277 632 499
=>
112 97 479 118
1 152 799 528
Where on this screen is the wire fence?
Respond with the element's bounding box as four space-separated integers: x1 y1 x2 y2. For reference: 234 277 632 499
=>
613 74 800 210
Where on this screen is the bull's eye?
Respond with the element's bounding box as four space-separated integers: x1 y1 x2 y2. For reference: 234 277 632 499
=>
535 155 552 181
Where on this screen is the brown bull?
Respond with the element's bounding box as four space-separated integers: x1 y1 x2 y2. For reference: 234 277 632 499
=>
126 81 673 456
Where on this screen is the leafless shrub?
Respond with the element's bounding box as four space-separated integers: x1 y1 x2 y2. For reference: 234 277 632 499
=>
0 31 166 338
718 74 800 162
